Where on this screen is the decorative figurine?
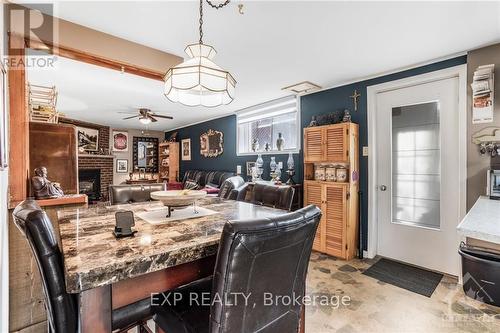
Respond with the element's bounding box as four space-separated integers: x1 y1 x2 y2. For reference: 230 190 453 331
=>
264 142 271 151
342 109 352 123
308 116 318 127
31 166 64 199
251 138 260 152
276 133 285 151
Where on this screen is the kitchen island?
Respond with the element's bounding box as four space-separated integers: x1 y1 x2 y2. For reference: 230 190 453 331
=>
56 197 287 332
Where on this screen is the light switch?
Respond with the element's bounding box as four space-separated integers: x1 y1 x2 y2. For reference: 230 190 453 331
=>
362 146 369 156
236 165 242 175
278 162 283 169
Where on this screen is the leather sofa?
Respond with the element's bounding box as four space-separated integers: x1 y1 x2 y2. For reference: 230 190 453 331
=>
109 183 166 205
182 170 235 191
218 176 246 200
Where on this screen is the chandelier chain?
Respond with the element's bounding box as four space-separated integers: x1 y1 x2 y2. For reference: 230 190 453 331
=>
206 0 231 9
199 0 230 44
199 0 204 44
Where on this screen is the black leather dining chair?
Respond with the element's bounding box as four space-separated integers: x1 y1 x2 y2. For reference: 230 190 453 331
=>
12 199 153 333
241 183 295 211
109 183 166 205
152 204 322 333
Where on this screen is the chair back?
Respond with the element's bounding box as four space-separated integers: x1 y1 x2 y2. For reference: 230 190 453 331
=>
218 176 245 199
210 205 321 333
12 200 77 333
109 183 166 205
251 183 295 211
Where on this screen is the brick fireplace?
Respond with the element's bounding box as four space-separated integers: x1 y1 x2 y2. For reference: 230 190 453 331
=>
61 118 114 202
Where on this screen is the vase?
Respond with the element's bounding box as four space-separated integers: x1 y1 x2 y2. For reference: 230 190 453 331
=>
276 133 285 151
251 138 259 152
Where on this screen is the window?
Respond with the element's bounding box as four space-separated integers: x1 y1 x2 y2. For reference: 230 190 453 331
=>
237 96 300 155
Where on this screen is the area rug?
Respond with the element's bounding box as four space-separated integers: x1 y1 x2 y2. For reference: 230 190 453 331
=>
136 206 218 224
362 258 443 297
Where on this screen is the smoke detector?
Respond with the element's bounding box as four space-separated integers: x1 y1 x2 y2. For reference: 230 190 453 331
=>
282 81 322 95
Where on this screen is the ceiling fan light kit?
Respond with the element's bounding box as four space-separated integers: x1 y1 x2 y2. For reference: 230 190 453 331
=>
164 0 236 107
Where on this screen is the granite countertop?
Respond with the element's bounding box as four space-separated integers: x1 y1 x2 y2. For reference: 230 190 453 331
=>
457 196 500 244
57 197 284 293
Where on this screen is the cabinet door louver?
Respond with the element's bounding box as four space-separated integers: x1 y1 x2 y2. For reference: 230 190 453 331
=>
304 182 323 251
325 126 347 162
325 185 346 257
304 128 324 162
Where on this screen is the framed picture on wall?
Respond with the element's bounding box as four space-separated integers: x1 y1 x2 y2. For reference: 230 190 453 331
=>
246 162 256 176
112 130 129 152
181 138 191 161
77 126 99 153
0 61 7 170
116 159 128 173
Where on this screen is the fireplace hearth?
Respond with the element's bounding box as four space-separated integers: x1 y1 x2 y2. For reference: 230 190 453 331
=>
79 169 101 202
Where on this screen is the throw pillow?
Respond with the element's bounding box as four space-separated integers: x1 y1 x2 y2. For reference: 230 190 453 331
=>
184 180 200 190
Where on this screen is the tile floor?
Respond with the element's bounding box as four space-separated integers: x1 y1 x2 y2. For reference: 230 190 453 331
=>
306 252 500 333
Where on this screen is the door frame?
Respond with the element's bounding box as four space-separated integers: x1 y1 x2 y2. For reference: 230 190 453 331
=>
366 65 467 259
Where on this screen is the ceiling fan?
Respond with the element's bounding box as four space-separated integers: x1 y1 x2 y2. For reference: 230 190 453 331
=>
121 108 173 125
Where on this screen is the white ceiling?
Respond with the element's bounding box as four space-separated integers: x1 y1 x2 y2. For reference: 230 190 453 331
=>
28 1 500 131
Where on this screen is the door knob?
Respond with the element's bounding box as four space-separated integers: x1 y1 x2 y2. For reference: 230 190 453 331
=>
380 185 387 191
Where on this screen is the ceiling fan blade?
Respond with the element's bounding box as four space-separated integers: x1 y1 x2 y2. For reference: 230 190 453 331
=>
152 114 174 119
117 111 138 114
150 116 158 122
122 115 140 120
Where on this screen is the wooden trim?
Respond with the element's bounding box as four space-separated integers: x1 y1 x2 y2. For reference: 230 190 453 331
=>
7 34 29 209
36 194 87 207
111 255 216 310
26 38 165 81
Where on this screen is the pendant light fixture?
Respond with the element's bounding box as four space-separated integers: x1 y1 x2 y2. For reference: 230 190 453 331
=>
164 0 236 107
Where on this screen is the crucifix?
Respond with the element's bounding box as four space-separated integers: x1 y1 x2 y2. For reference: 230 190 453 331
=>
350 89 361 111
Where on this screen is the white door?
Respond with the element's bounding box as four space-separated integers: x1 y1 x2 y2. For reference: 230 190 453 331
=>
376 77 461 276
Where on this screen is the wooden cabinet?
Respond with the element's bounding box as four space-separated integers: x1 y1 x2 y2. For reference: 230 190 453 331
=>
303 123 359 260
159 142 179 183
304 124 350 163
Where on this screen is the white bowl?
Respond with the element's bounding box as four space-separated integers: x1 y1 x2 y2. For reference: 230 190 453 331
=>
150 190 207 207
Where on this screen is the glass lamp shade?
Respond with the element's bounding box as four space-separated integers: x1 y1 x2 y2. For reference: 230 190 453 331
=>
164 43 236 107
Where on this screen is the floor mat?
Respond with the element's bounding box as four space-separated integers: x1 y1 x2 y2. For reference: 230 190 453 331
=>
362 258 443 297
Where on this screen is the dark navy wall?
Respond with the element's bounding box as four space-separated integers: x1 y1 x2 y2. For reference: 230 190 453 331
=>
166 55 467 251
165 115 301 182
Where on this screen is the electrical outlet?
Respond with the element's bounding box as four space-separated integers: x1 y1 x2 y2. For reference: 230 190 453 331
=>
278 162 283 169
362 146 369 156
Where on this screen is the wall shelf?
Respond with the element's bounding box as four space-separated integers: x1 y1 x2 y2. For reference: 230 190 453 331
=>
79 154 115 159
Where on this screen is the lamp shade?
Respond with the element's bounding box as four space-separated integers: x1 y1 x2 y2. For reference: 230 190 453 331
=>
164 43 236 107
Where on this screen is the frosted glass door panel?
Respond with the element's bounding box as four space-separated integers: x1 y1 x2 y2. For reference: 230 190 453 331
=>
392 102 440 229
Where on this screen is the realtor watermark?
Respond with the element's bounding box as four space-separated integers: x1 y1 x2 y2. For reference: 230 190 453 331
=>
3 3 57 70
151 291 351 309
